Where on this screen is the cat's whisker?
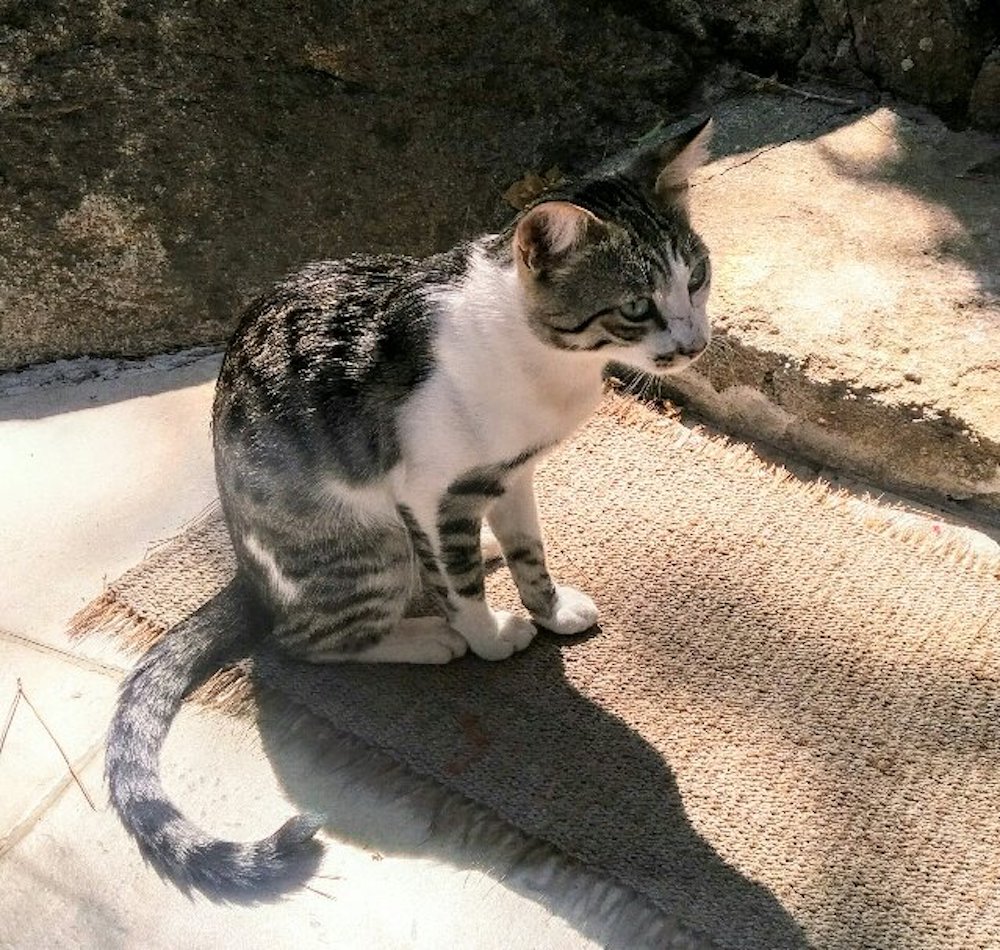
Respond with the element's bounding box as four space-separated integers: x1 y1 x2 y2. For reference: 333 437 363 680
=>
638 373 655 403
702 334 739 373
626 372 647 401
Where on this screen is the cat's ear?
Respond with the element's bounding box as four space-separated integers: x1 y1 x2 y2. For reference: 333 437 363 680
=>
624 116 713 210
514 201 603 276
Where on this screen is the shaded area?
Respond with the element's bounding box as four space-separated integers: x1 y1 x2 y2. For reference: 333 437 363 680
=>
250 634 805 949
0 347 221 420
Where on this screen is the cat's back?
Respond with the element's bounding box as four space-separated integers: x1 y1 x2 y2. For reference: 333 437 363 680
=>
213 248 469 485
218 255 419 389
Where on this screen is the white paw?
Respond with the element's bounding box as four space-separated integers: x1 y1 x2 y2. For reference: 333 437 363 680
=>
410 624 470 664
533 585 599 635
467 610 537 661
364 618 468 664
480 525 503 564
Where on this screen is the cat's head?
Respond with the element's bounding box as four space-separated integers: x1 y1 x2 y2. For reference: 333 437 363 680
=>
513 117 713 375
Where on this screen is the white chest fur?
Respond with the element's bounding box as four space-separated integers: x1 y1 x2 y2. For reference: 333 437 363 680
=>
396 247 606 492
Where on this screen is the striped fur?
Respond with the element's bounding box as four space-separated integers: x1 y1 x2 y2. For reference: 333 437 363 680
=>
106 117 714 896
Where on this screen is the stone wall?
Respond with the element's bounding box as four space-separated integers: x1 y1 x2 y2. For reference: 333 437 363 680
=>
637 0 1000 125
1 0 997 369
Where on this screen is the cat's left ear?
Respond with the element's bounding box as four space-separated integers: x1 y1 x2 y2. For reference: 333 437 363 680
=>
624 116 713 210
514 201 604 277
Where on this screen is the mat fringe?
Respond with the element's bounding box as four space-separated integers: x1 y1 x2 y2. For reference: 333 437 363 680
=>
191 664 258 716
68 589 258 715
67 590 166 651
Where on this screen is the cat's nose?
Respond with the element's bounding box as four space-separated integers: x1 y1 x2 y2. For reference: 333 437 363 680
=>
671 322 710 357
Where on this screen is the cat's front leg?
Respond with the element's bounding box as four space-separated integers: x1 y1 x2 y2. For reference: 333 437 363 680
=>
407 493 535 662
487 471 599 636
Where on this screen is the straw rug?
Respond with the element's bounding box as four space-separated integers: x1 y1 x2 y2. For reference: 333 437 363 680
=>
72 395 1000 949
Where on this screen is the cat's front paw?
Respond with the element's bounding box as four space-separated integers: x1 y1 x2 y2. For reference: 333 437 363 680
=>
532 585 599 635
465 610 537 661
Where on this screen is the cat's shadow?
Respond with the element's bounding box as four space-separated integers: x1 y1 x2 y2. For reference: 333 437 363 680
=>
246 616 807 949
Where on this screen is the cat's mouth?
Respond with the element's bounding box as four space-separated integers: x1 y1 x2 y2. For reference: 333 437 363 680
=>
650 345 707 373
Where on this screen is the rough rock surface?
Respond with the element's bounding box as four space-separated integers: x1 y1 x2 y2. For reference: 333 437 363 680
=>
971 49 1000 132
827 0 996 119
630 0 1000 124
700 0 814 68
2 2 999 372
0 0 700 370
659 96 1000 521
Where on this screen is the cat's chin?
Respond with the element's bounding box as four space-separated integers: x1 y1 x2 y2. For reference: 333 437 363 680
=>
626 349 706 377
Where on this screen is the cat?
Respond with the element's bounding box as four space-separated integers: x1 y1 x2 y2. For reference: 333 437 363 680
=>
104 116 714 896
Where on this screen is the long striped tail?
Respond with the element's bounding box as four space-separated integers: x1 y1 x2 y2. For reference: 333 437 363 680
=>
105 578 324 898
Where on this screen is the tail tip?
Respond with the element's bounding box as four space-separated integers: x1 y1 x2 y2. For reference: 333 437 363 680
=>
275 811 326 850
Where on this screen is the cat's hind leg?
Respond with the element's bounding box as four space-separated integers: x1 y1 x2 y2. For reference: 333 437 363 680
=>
277 586 467 665
270 512 466 665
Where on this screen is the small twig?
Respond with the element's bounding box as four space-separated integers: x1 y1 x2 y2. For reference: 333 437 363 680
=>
972 606 999 640
11 103 88 120
302 883 338 900
737 69 860 108
14 679 97 811
695 97 861 185
0 687 21 761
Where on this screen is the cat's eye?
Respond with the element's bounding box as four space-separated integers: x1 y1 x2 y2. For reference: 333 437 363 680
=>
688 260 709 292
618 298 652 321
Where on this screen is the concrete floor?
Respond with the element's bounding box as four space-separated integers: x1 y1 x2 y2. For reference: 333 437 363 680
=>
0 352 609 950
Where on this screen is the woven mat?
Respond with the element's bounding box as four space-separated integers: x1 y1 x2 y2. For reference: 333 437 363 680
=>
72 395 1000 948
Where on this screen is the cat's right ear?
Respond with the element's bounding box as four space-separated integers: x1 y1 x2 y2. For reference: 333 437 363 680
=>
514 201 602 277
622 116 713 210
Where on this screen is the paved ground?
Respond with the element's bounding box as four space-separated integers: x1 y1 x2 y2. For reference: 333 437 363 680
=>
2 347 996 950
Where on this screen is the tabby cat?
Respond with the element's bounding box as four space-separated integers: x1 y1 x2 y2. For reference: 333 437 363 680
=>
106 117 714 895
